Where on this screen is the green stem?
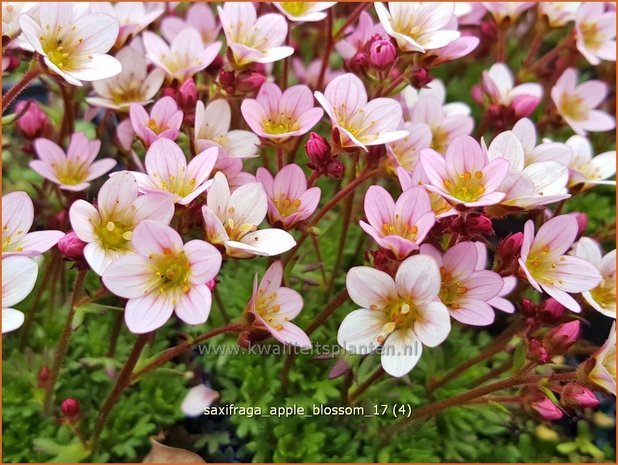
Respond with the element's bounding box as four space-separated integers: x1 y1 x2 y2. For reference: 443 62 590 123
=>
43 269 88 415
1 63 41 114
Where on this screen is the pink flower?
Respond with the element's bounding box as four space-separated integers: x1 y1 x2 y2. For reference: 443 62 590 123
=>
539 2 581 28
397 166 457 218
551 68 615 135
30 132 116 191
256 164 321 229
487 130 570 209
218 2 294 66
575 2 616 65
201 172 296 258
565 135 616 188
69 172 175 275
420 135 510 207
87 46 165 111
161 3 220 44
90 2 164 47
338 255 451 377
241 83 324 142
511 118 571 166
375 3 460 53
2 256 38 333
143 28 221 82
335 11 388 60
574 237 615 319
130 97 183 147
273 2 337 22
385 122 432 172
2 192 64 257
2 2 37 40
292 58 342 89
474 241 517 314
126 138 218 206
482 2 535 23
421 242 504 326
481 63 542 118
424 35 480 67
586 323 616 395
248 261 311 347
360 185 435 259
102 220 222 334
194 99 260 159
518 215 602 312
315 73 408 150
181 385 220 417
19 3 121 86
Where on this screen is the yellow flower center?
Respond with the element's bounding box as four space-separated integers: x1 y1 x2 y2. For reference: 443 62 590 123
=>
444 170 486 202
255 288 287 331
151 248 192 294
438 268 468 308
590 276 616 311
111 81 144 105
53 161 88 186
97 221 133 251
280 2 311 17
39 24 85 71
222 207 257 242
559 92 589 121
525 246 565 286
153 170 197 198
381 213 418 241
581 22 603 51
431 127 449 154
2 225 24 252
263 115 300 136
274 194 301 217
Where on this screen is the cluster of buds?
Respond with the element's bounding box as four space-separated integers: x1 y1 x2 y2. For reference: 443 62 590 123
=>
305 133 344 180
162 79 198 126
524 380 600 421
219 64 266 96
430 212 494 245
493 232 524 276
526 319 580 364
348 34 398 77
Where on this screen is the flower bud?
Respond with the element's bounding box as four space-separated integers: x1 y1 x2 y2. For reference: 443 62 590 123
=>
15 100 52 140
328 358 351 380
410 67 433 89
519 298 538 317
325 158 345 180
60 397 81 419
205 278 216 291
571 212 587 238
543 320 580 355
369 39 397 68
538 298 566 324
527 338 550 363
178 79 197 109
529 395 563 421
58 231 86 261
561 382 599 409
236 70 266 95
38 366 51 388
465 213 494 237
494 232 524 276
306 132 331 164
349 51 369 74
219 69 236 94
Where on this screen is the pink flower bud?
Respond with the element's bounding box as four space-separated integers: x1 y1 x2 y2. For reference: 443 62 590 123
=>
236 70 266 95
411 67 433 89
571 212 587 238
529 395 563 421
306 132 331 163
206 278 217 291
539 298 566 324
58 231 86 261
561 383 599 409
527 338 550 363
60 397 81 419
325 158 345 180
219 69 236 93
369 39 397 68
543 320 580 355
38 366 50 388
494 232 524 276
349 51 369 74
520 298 538 316
178 79 197 109
465 213 494 236
15 100 52 140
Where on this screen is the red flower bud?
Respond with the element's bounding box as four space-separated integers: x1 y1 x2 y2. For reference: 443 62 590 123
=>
561 382 599 409
15 100 52 140
539 298 566 324
38 366 51 388
205 278 216 291
178 79 197 109
60 397 81 419
306 132 331 163
325 158 345 180
236 70 266 95
527 338 550 364
571 212 587 238
543 320 580 355
519 298 538 316
465 213 494 236
410 67 433 89
369 39 397 68
219 69 236 93
58 231 86 261
494 232 524 276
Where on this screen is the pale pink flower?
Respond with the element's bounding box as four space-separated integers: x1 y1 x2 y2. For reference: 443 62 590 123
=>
90 2 164 47
256 164 321 229
87 46 165 111
2 191 64 257
481 63 543 118
375 3 460 53
334 11 387 60
385 122 432 172
420 242 504 326
201 172 296 258
194 99 260 159
482 2 535 22
511 118 571 166
424 34 480 67
292 58 342 88
338 255 451 377
126 138 218 206
30 133 116 192
397 166 457 218
142 28 221 82
102 220 222 334
565 135 616 188
474 241 517 314
217 2 294 66
2 256 38 333
420 135 510 207
401 80 472 121
130 97 183 147
518 215 602 312
181 385 220 417
487 130 570 209
241 83 324 142
575 2 616 65
69 172 175 275
551 68 615 135
315 73 408 150
273 2 337 22
539 3 581 27
19 3 121 86
574 237 615 319
161 3 220 44
2 2 36 39
213 157 256 192
248 261 311 347
360 185 435 259
586 323 616 395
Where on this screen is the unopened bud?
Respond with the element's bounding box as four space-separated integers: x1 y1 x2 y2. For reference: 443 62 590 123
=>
15 100 52 140
306 132 331 164
527 338 550 363
58 231 86 261
538 298 566 324
571 212 588 238
494 232 524 276
369 39 397 68
543 320 580 355
561 382 599 409
520 298 538 317
410 67 433 89
219 69 236 93
236 70 266 95
466 212 494 236
529 395 563 421
60 397 81 419
38 366 51 388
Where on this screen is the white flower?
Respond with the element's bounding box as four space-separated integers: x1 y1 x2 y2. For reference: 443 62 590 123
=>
574 237 615 319
2 256 38 333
